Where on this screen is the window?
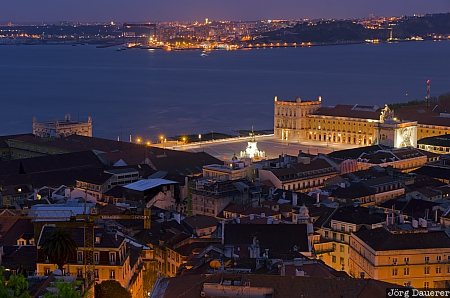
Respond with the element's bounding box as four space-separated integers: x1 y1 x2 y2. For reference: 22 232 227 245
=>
425 256 430 263
95 269 99 280
77 251 83 263
109 252 116 264
404 257 409 264
77 268 83 278
424 267 430 275
325 231 329 239
332 256 336 263
340 245 344 253
392 258 397 265
44 267 51 275
403 268 409 276
340 257 344 264
436 267 441 274
340 234 345 242
392 268 398 276
437 256 442 262
110 270 115 279
332 243 336 251
424 282 429 289
94 252 99 264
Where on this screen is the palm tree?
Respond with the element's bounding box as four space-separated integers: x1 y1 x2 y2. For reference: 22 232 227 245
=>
42 228 77 273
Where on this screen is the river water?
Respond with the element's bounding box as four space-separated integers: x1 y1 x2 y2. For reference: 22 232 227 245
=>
1 41 449 139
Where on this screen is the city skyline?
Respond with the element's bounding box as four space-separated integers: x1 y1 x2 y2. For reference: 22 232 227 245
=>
1 0 450 23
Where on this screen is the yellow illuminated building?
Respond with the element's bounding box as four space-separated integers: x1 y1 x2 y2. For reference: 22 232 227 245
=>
349 227 450 289
36 226 144 298
274 97 450 147
314 206 385 274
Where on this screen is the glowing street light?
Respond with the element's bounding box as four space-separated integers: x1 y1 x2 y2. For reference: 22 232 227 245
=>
146 141 151 146
159 135 164 143
136 137 142 144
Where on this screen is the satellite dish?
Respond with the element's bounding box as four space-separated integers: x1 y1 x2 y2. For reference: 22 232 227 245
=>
209 260 221 269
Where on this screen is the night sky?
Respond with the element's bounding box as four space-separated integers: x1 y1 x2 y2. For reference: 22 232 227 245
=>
1 0 450 23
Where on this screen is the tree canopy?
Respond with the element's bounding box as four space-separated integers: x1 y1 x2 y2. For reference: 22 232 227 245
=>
95 280 131 298
0 267 31 298
42 228 78 271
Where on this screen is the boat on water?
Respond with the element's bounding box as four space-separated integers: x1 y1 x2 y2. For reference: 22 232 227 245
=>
200 52 209 57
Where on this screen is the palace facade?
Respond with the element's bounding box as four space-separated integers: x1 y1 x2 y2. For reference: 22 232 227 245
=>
32 114 93 138
274 97 450 147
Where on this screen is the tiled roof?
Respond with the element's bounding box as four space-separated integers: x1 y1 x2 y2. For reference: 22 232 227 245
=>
183 215 218 230
412 166 450 181
224 224 309 254
354 227 450 251
328 145 388 160
0 150 104 176
37 226 124 249
0 218 34 246
313 104 381 120
269 159 336 181
331 206 385 225
394 104 450 127
418 134 450 147
155 273 398 298
331 182 376 199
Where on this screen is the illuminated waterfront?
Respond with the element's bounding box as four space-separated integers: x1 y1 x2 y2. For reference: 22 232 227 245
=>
1 41 450 139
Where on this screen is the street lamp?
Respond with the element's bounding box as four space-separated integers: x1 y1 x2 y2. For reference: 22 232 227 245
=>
136 137 142 144
159 135 164 143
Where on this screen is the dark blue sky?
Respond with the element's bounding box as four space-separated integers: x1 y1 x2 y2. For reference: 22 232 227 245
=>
1 0 449 22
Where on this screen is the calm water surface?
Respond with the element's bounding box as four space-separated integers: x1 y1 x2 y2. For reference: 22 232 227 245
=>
1 41 449 139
